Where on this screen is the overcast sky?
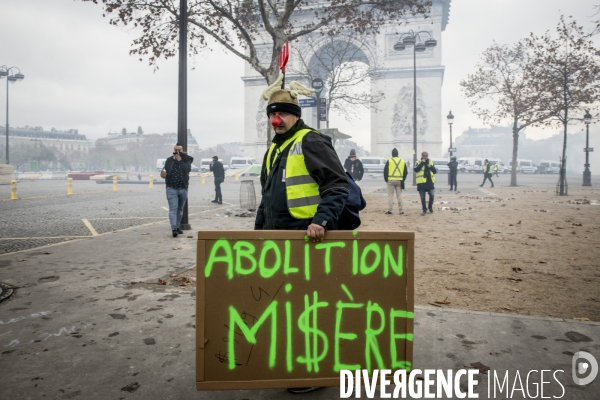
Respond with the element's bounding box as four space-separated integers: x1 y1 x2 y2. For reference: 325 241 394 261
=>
1 0 598 152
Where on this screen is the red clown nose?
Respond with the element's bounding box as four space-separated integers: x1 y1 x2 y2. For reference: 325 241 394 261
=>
271 114 282 127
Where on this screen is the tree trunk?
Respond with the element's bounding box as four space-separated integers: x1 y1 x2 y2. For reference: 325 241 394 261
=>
559 80 568 196
559 113 568 196
510 118 519 187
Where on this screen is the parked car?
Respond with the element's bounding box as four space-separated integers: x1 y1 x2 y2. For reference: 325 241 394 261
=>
538 160 560 174
429 158 450 174
359 157 387 174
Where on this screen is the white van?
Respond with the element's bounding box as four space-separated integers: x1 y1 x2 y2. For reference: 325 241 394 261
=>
538 159 560 174
458 157 483 173
509 159 537 174
429 158 450 174
359 157 387 173
230 157 257 169
200 158 229 172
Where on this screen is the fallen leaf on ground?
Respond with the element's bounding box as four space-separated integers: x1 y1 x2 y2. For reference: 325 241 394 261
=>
528 235 538 239
573 317 590 321
187 235 194 238
474 242 482 245
428 302 442 307
173 247 182 250
572 223 582 226
517 220 521 224
17 259 27 262
435 298 451 305
538 261 546 264
470 362 490 373
471 250 479 253
502 307 513 311
508 277 522 282
43 251 51 255
158 279 168 285
512 267 526 273
511 289 520 292
170 273 178 277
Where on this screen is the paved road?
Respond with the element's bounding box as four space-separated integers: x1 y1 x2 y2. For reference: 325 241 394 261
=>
0 177 258 254
1 172 597 254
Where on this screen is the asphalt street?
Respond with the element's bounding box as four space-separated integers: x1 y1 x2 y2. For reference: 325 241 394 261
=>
1 171 597 255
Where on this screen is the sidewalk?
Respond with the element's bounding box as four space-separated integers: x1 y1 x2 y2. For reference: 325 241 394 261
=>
0 214 598 399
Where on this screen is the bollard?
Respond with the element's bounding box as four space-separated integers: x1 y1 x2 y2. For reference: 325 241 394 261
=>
10 180 18 200
235 169 239 181
201 172 205 184
149 174 154 188
113 176 118 192
67 177 73 195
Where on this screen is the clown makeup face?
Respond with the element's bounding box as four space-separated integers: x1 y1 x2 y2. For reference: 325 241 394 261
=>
269 111 299 134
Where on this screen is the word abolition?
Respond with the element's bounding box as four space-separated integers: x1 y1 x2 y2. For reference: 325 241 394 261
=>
203 239 413 374
205 239 404 280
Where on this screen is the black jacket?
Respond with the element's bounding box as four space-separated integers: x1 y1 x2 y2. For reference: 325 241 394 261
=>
383 158 408 184
164 153 193 188
414 159 437 191
447 160 459 173
255 120 349 231
210 161 225 181
343 158 364 181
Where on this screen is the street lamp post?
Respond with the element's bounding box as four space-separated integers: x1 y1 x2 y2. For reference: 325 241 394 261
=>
0 66 25 165
393 31 437 186
447 110 454 185
583 110 592 187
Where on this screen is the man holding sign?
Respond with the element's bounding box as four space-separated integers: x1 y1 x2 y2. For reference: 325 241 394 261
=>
255 73 349 242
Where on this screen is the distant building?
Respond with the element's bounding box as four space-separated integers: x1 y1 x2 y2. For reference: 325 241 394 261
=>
453 126 515 160
452 125 598 173
106 130 145 151
105 128 200 154
2 125 90 154
161 129 199 154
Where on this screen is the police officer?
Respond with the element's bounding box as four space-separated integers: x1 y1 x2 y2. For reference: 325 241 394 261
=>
414 151 437 215
383 148 407 215
447 156 458 191
254 74 349 243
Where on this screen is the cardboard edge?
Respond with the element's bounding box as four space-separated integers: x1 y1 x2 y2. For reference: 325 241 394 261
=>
197 230 415 241
196 238 206 382
406 239 415 369
196 377 340 390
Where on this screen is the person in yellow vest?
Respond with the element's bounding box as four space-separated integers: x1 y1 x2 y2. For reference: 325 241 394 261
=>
479 159 494 188
254 73 349 245
414 151 437 215
383 148 408 215
493 162 499 177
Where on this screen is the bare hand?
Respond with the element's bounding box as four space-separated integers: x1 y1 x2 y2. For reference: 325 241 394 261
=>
306 223 325 242
160 170 167 179
175 153 182 162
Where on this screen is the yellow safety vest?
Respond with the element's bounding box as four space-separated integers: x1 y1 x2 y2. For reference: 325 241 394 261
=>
493 163 498 171
415 160 435 184
265 129 320 219
388 157 405 181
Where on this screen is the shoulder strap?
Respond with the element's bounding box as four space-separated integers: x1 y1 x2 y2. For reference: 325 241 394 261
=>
265 129 313 175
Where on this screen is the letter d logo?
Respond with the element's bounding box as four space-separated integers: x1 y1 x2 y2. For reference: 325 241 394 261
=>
572 351 598 385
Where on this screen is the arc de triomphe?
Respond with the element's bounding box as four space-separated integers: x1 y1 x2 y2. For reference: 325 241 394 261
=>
241 0 451 161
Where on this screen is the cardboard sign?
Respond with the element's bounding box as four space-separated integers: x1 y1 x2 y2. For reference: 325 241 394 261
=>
196 231 414 390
